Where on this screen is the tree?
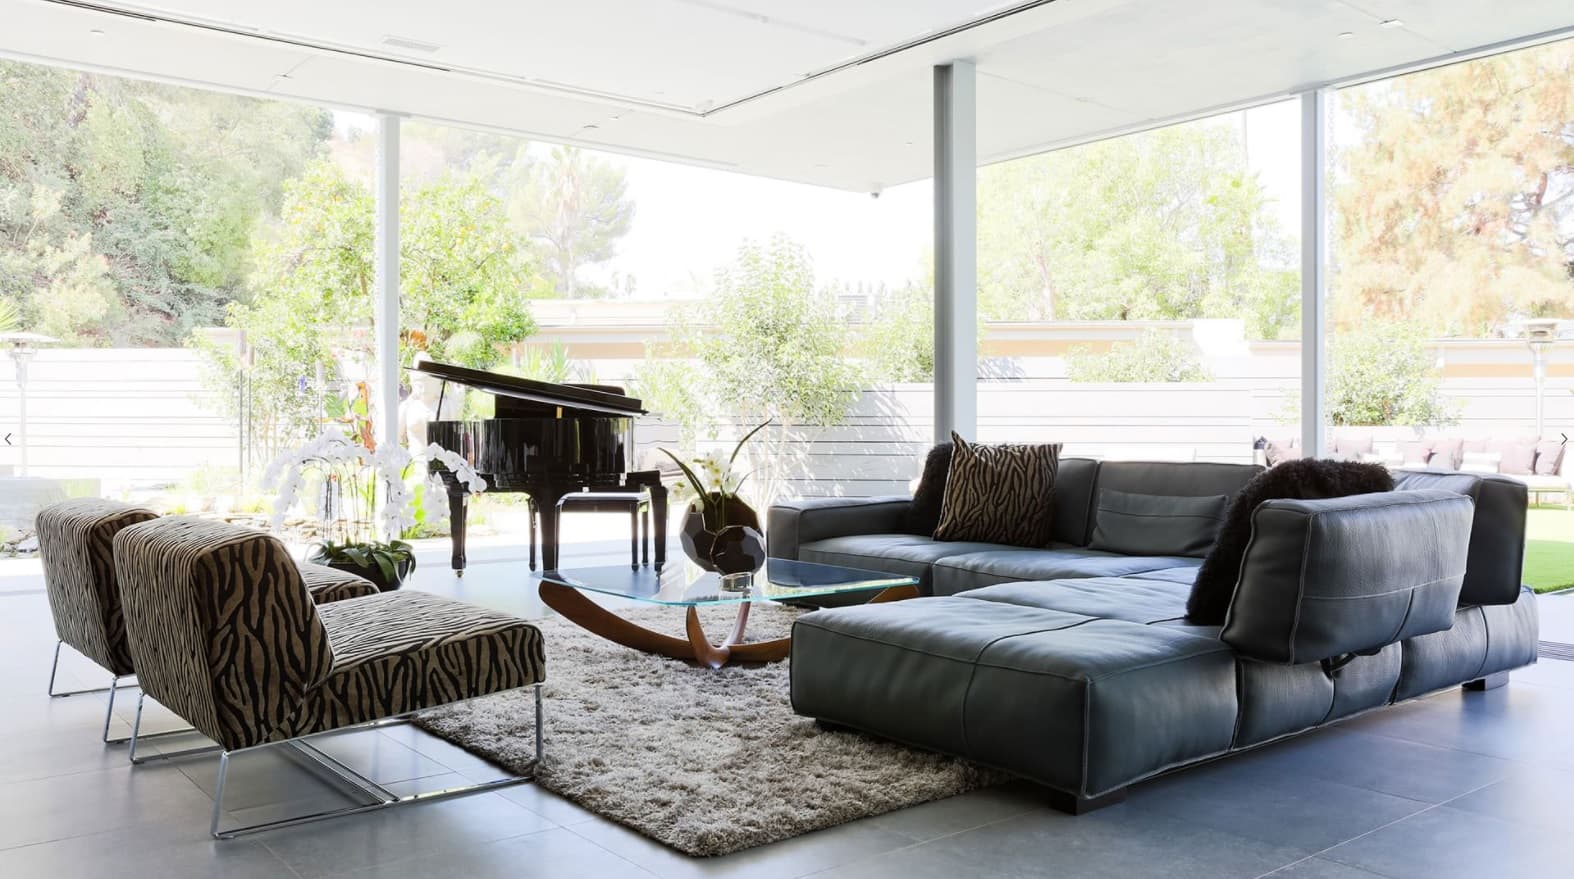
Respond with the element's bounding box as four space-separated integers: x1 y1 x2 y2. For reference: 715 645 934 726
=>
1331 39 1574 336
0 61 331 344
1066 329 1212 383
636 237 861 501
977 118 1299 339
861 281 935 383
1325 322 1456 428
506 145 634 298
205 161 538 465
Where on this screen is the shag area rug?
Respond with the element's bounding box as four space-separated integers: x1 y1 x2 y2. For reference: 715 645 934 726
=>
413 603 1004 857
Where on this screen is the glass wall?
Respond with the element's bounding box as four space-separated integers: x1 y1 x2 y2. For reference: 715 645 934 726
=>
1322 38 1573 476
974 100 1304 466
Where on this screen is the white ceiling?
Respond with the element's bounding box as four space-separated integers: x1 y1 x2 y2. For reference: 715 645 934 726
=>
3 0 1572 191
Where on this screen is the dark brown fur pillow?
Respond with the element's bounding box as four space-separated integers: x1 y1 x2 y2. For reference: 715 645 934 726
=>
906 443 953 535
1187 459 1394 624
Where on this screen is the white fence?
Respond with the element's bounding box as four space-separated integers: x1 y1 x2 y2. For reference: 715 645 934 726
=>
1 349 1568 498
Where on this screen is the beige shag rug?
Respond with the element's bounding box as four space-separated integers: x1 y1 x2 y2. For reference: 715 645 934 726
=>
412 603 1004 857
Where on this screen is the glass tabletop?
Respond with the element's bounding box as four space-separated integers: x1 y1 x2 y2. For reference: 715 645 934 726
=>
542 558 919 606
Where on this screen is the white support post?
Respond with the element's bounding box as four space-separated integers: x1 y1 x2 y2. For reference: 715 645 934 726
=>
1300 90 1328 458
373 114 401 458
933 61 978 443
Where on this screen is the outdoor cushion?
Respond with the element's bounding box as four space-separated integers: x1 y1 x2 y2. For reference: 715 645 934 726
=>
798 534 1020 592
1491 438 1538 475
1533 439 1567 476
1222 490 1472 664
930 547 1200 596
791 596 1238 799
1087 489 1226 558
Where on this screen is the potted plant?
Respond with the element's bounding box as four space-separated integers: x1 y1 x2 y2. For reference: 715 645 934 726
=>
263 433 486 591
661 420 771 589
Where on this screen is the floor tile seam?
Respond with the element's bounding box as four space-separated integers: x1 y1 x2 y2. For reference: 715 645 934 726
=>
1332 723 1574 771
271 824 563 878
790 808 1065 879
1277 776 1507 877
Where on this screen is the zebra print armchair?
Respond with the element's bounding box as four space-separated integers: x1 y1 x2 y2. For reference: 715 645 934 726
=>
111 516 546 838
34 499 378 747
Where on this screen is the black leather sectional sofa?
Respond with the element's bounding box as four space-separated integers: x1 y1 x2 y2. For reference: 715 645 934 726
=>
768 459 1540 814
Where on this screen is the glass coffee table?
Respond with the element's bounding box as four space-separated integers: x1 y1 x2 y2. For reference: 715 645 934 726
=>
539 559 920 668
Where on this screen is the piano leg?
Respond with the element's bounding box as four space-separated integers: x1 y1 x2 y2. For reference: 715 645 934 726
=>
447 484 468 576
538 487 566 573
629 505 639 570
650 485 668 572
528 498 538 572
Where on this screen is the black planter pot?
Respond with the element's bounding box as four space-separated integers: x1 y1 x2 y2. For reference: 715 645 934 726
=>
678 494 766 576
309 551 415 592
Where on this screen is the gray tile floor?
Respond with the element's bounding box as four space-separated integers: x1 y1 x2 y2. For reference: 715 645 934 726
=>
2 528 1571 879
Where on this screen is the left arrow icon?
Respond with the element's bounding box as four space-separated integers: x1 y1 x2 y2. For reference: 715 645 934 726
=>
3 433 11 446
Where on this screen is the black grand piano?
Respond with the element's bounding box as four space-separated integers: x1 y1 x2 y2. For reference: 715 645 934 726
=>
417 360 667 574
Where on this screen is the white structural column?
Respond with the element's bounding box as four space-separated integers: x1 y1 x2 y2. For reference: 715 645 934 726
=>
933 61 978 443
1300 90 1329 458
373 113 401 455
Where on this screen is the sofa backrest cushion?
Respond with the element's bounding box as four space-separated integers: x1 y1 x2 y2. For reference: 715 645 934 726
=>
1050 458 1099 545
1087 489 1228 558
1085 461 1262 546
1392 469 1527 606
1221 489 1472 665
1187 459 1394 625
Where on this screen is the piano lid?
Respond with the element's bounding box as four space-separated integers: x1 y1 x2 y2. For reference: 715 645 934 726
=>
412 360 647 417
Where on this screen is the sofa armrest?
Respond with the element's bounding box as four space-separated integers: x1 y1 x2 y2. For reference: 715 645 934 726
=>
767 496 913 560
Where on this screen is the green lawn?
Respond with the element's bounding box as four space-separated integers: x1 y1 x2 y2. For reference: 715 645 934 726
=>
1525 507 1574 594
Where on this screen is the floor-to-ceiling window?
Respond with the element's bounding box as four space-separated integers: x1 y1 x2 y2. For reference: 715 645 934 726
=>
974 100 1304 465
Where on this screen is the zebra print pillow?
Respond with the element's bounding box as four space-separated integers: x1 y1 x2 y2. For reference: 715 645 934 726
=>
933 433 1061 547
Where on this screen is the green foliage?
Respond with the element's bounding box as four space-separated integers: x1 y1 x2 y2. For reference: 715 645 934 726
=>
1066 329 1213 383
311 539 413 584
637 238 861 502
862 281 936 383
1331 40 1574 336
515 342 575 384
505 145 635 298
1325 322 1457 427
977 119 1299 340
0 61 330 344
0 297 16 332
205 161 538 465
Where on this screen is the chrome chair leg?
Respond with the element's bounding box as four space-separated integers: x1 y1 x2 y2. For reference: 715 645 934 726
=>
47 640 122 699
209 683 545 840
101 675 119 743
126 691 215 763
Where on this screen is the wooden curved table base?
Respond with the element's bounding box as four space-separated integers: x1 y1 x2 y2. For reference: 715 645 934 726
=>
538 580 919 669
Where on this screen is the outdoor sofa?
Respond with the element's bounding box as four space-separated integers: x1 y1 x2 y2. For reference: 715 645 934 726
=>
769 459 1538 814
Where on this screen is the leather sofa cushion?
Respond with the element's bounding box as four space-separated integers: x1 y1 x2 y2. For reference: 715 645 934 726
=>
1087 489 1227 558
1081 461 1262 545
791 597 1238 798
1130 566 1201 586
958 577 1190 626
1234 645 1401 748
1222 490 1473 664
1050 458 1099 546
798 534 1019 593
931 548 1200 596
1392 470 1528 606
1393 587 1539 701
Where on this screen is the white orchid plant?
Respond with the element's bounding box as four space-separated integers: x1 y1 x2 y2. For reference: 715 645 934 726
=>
661 419 770 528
262 432 485 580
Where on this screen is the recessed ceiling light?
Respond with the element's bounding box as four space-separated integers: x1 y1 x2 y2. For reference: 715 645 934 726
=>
88 28 105 37
1380 19 1404 29
1338 32 1355 40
